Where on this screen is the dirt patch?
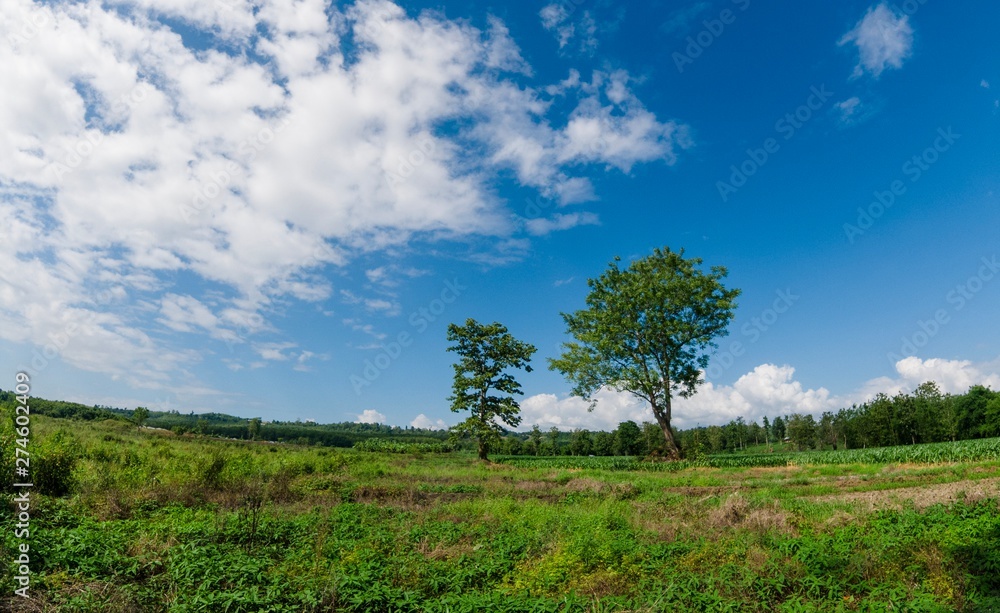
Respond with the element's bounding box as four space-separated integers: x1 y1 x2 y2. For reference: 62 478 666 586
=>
812 477 1000 510
513 480 555 492
563 478 607 494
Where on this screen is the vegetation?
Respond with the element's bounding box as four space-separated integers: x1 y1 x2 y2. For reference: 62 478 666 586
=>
551 247 740 460
446 319 536 461
3 412 1000 611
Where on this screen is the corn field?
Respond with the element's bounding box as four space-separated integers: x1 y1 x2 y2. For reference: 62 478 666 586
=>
496 436 1000 470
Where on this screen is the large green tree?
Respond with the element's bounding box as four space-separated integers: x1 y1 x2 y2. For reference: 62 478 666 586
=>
446 318 536 461
550 247 740 460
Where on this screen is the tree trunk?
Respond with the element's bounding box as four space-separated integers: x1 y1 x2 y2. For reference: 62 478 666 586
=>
651 398 681 461
477 439 488 461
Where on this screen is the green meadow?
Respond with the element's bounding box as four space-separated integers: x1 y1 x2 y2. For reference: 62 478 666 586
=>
3 414 1000 612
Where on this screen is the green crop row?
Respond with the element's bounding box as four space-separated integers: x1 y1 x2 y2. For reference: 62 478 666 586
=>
352 439 455 454
496 436 1000 470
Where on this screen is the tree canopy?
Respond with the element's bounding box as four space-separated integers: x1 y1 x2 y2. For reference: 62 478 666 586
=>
550 247 740 460
446 318 536 461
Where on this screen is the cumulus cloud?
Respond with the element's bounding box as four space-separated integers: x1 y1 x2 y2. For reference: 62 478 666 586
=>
356 409 386 424
839 3 914 78
517 357 1000 430
1 0 688 390
411 413 449 430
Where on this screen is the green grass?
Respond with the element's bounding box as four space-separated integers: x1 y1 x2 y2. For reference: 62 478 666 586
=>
3 414 1000 611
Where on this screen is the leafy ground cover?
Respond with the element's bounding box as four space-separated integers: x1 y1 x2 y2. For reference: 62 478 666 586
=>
3 414 1000 611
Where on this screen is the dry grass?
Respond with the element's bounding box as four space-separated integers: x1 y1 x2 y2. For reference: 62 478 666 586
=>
813 477 1000 510
708 493 797 536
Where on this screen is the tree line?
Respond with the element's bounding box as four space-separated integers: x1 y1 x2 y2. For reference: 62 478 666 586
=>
486 381 1000 457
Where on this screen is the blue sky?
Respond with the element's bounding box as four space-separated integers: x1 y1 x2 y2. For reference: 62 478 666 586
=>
1 0 998 431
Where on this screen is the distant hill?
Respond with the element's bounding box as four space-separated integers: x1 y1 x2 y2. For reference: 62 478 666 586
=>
0 389 450 448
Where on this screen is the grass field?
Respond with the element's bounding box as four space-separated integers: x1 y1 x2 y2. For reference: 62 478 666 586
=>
3 415 1000 611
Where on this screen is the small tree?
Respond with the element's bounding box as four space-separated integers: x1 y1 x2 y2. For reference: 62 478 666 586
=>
133 406 149 431
248 417 262 441
551 247 739 460
446 319 536 461
527 425 543 456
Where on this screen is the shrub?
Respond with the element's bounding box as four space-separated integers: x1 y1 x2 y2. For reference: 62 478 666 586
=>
35 431 79 496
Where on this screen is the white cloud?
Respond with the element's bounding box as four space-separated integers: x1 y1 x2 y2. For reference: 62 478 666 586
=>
981 79 991 89
526 212 600 236
518 357 1000 431
254 341 297 361
356 409 386 424
0 0 689 389
835 96 862 125
540 4 574 49
539 4 597 54
411 413 449 430
293 350 327 372
839 3 914 78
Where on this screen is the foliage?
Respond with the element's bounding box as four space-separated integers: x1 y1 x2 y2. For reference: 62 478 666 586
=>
446 318 536 461
353 439 454 454
132 406 149 430
550 247 740 459
33 430 80 496
497 436 1000 470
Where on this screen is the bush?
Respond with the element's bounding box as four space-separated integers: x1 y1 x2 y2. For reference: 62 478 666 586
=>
35 431 79 496
199 452 228 489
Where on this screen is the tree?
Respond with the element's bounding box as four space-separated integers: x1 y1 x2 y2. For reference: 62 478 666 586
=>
818 412 837 449
982 395 1000 438
641 421 663 456
786 413 817 451
133 406 149 431
248 417 262 441
593 431 614 456
613 421 643 456
570 429 593 456
771 415 786 442
550 248 740 460
914 381 944 442
527 425 543 456
707 425 726 452
446 319 536 461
